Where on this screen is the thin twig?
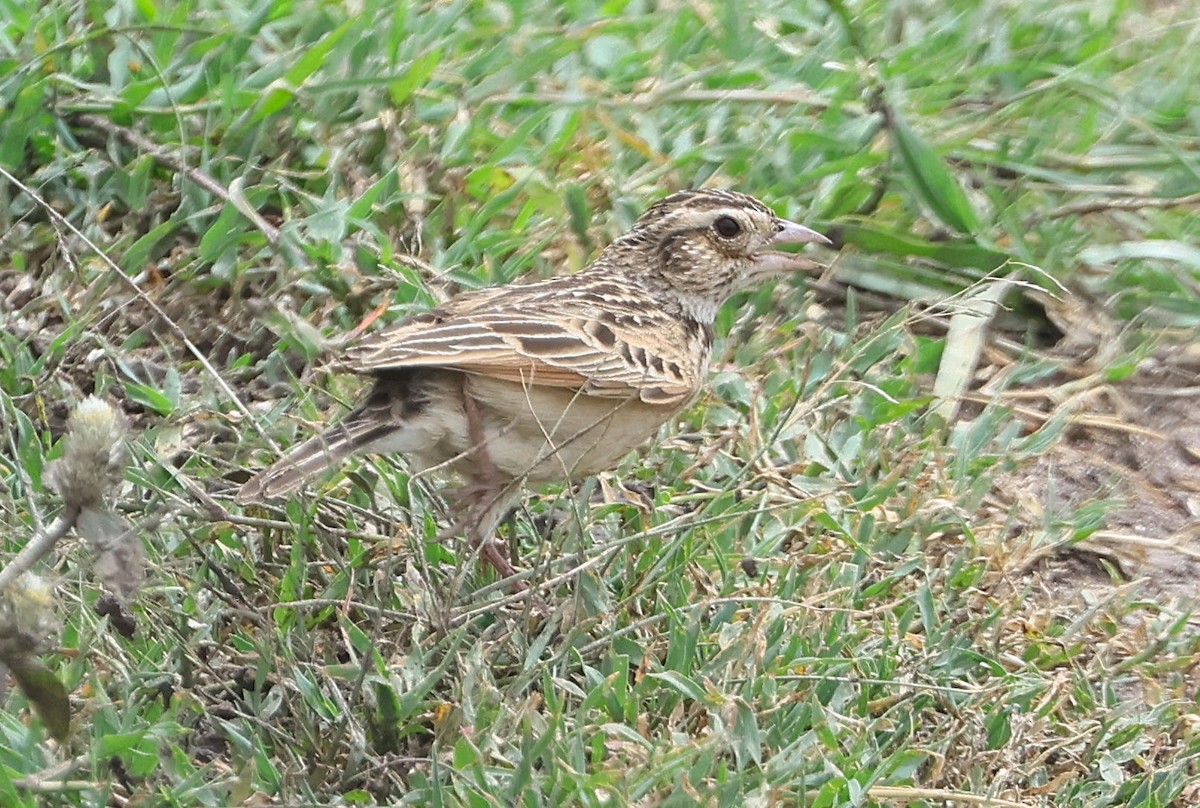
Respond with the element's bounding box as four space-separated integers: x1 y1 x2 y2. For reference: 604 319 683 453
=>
1086 530 1200 561
10 781 100 793
10 756 91 792
867 785 1030 808
73 113 286 249
262 598 418 620
1025 191 1200 227
960 394 1173 442
0 507 80 593
478 86 832 109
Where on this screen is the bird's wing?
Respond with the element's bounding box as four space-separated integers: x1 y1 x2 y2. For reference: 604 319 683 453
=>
340 287 702 407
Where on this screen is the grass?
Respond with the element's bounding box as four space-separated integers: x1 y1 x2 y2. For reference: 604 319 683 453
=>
1 0 1199 805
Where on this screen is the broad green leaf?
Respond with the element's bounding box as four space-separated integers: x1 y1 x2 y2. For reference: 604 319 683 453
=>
284 20 354 87
0 83 45 167
255 85 295 119
97 729 150 758
647 670 707 702
124 382 175 416
198 202 251 262
889 111 981 235
132 0 158 21
346 169 396 221
6 657 70 742
837 223 1006 272
121 219 179 274
390 48 443 105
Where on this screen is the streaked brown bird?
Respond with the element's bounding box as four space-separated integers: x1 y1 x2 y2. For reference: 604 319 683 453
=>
237 189 829 578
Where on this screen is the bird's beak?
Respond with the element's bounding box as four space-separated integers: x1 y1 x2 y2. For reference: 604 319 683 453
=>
773 219 832 246
751 217 830 275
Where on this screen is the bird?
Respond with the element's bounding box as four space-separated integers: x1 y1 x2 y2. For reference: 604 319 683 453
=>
236 189 830 579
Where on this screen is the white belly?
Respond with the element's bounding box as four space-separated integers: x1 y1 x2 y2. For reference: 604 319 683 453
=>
362 370 680 484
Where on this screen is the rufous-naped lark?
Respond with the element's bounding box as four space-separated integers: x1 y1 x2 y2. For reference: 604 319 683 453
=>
238 190 830 577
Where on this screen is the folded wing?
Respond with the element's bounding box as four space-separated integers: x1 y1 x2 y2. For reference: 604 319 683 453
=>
340 290 702 407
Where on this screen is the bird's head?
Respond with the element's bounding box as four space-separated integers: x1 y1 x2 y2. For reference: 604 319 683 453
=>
602 189 830 321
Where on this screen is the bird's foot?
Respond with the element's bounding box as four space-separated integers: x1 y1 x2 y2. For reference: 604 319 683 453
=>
477 539 525 589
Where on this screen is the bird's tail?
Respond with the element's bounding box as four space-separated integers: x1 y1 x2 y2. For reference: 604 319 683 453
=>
235 408 394 504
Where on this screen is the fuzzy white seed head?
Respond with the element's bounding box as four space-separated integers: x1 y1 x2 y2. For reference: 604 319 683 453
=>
45 396 128 509
0 573 61 658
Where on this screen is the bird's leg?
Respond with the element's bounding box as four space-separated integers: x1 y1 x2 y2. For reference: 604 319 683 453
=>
461 384 501 485
471 510 519 581
435 483 523 585
457 383 519 581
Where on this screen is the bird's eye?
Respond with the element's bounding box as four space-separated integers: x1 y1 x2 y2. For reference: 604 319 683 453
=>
713 216 741 238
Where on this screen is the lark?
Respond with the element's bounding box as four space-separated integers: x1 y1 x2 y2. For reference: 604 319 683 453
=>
237 190 830 578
